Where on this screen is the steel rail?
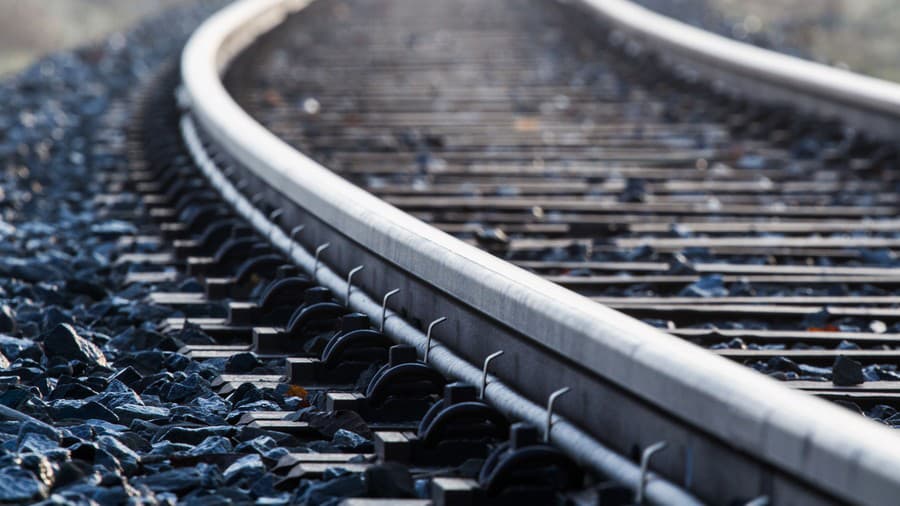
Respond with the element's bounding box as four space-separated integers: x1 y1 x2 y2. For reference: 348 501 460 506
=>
179 114 699 506
180 0 900 503
579 0 900 140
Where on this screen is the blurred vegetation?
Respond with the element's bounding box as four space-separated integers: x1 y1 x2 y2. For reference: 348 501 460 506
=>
0 0 187 77
663 0 900 82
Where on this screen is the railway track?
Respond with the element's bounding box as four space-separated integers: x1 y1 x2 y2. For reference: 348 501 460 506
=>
122 0 900 504
226 0 900 396
226 0 900 398
133 68 610 506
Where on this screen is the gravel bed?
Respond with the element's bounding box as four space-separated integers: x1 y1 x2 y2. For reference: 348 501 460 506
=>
0 2 347 503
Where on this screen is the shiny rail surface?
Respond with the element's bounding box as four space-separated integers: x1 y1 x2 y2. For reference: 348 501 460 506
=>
181 0 900 504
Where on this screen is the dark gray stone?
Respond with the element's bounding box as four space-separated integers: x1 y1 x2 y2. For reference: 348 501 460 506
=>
223 454 264 482
863 365 882 382
224 352 259 374
108 330 166 355
136 464 223 493
233 435 277 455
79 419 129 435
766 356 800 373
149 441 194 456
679 274 728 298
0 467 48 502
16 421 61 447
50 400 119 423
97 435 140 475
126 303 176 323
94 447 123 473
63 278 107 301
155 426 232 445
188 394 232 416
69 442 98 462
0 306 15 334
108 366 143 388
176 323 216 345
231 400 279 414
160 373 208 403
52 460 92 489
113 404 169 424
47 382 99 401
164 352 191 371
0 259 63 284
833 356 865 386
42 307 73 332
0 335 30 361
187 435 233 456
797 363 831 378
91 380 142 409
43 323 107 367
332 429 371 451
227 383 264 407
17 432 61 455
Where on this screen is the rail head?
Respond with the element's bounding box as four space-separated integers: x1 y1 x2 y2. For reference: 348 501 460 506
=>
181 0 900 503
579 0 900 139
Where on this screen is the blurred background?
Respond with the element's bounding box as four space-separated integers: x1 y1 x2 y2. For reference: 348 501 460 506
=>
0 0 186 77
637 0 900 82
0 0 897 81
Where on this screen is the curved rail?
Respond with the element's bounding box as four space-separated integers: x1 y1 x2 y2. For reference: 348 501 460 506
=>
581 0 900 139
180 0 900 503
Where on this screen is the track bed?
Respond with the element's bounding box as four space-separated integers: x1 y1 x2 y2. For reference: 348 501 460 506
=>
227 0 900 427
